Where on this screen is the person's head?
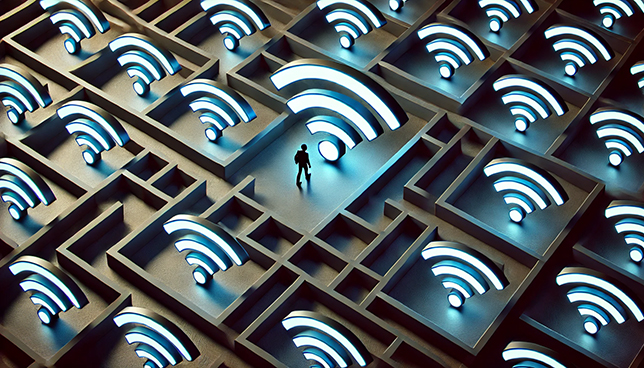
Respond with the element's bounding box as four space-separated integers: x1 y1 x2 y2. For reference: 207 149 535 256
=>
301 144 307 151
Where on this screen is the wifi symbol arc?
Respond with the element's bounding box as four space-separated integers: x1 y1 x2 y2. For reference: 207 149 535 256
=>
630 60 644 89
0 157 56 221
478 0 537 33
180 78 257 142
422 240 509 309
502 341 569 368
593 0 644 29
493 74 568 132
282 310 373 367
113 306 200 368
484 158 568 223
317 0 387 49
200 0 270 51
0 63 52 125
163 214 250 285
58 101 130 166
605 200 644 263
589 107 644 167
557 267 644 335
417 23 490 79
544 25 614 77
10 255 88 325
40 0 110 54
109 34 182 97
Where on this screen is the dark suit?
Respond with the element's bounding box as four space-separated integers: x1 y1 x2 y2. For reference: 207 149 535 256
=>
295 150 310 184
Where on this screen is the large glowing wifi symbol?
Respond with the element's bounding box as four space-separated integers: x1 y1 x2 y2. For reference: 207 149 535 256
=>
317 0 387 49
10 256 88 325
0 64 52 125
502 342 568 368
594 0 644 29
589 107 644 167
557 267 644 335
163 214 249 285
493 75 568 132
417 23 490 79
605 200 644 263
282 311 372 368
114 307 199 368
0 157 55 221
40 0 110 54
422 241 509 309
180 79 257 142
200 0 270 51
109 34 181 97
544 25 613 77
270 59 408 162
58 101 130 165
478 0 537 33
484 158 568 223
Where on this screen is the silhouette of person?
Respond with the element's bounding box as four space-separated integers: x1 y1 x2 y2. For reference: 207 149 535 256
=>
294 144 311 187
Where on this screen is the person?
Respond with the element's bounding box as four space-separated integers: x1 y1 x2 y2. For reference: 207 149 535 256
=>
294 144 311 187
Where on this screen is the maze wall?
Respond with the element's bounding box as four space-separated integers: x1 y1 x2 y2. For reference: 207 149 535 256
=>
0 0 644 367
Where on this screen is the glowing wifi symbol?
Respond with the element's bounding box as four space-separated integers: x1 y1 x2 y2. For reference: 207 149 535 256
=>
163 214 249 285
114 307 199 368
502 341 568 368
417 23 490 79
493 75 568 132
282 310 372 367
484 158 568 223
557 267 644 335
270 59 408 162
544 25 614 77
605 200 644 263
317 0 387 49
0 63 52 125
478 0 537 33
589 107 644 167
10 255 88 325
631 60 644 89
109 34 182 97
180 79 257 142
422 241 509 308
40 0 110 54
200 0 270 51
58 101 130 165
0 157 55 221
594 0 644 28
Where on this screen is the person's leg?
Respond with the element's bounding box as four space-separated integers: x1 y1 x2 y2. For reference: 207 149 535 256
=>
304 165 310 180
297 165 303 185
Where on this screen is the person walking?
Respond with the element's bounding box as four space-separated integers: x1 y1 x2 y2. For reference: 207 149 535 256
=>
294 144 311 187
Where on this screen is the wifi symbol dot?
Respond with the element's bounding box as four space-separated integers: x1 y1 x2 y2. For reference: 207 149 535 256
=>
484 158 568 223
478 0 537 33
317 0 387 49
593 0 644 29
589 107 644 167
544 25 614 77
200 0 271 51
417 23 490 79
0 157 56 221
605 200 644 263
40 0 110 54
10 256 88 324
0 64 52 125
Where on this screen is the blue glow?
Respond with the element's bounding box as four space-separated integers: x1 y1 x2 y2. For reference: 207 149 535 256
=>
544 25 612 61
567 287 626 324
180 80 256 123
326 10 370 34
418 24 488 61
125 331 178 366
10 260 83 308
65 120 113 150
306 116 362 149
117 51 164 81
483 161 565 206
0 177 36 207
493 76 566 116
0 158 54 205
502 348 566 368
109 35 181 76
0 83 35 112
19 279 69 311
293 335 347 368
0 65 51 107
210 10 254 35
431 261 489 295
175 236 232 271
40 0 109 33
50 10 93 38
201 0 270 30
57 103 128 146
317 0 386 28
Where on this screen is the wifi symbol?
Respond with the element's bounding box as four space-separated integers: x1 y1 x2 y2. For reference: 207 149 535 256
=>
417 23 490 79
594 0 644 28
200 0 271 51
493 75 568 132
589 107 644 167
605 200 644 263
109 34 182 97
317 0 387 49
557 267 644 335
502 341 568 368
10 255 88 325
0 63 52 125
57 101 130 165
0 157 56 221
422 241 509 308
180 78 257 142
40 0 110 54
478 0 537 33
282 310 372 367
484 158 568 223
163 214 250 285
631 60 644 89
544 25 614 77
270 59 408 162
113 306 199 368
